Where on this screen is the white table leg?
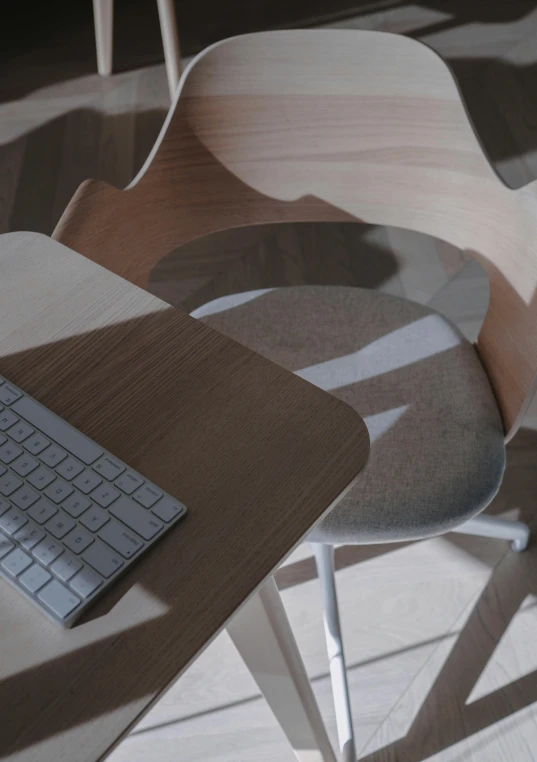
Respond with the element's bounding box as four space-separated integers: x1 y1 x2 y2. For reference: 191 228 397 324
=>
227 577 337 762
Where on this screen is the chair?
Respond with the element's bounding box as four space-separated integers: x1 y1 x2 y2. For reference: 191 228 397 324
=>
92 0 181 98
53 30 537 760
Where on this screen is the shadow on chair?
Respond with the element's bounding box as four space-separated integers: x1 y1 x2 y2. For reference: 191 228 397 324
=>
4 24 537 758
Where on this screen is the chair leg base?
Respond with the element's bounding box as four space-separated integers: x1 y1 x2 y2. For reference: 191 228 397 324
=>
511 537 529 553
451 514 530 552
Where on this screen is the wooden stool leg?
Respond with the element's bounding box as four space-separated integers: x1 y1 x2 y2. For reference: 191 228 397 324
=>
156 0 182 99
227 577 337 762
93 0 114 76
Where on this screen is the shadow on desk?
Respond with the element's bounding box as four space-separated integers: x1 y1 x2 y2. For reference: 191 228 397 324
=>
0 279 367 759
0 289 536 762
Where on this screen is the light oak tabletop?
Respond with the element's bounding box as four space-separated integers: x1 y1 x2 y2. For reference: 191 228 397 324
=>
0 232 369 762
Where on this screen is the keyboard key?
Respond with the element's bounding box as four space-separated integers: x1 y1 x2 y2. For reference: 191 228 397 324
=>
0 507 27 535
115 471 144 495
7 421 34 443
110 497 163 540
133 484 162 509
45 511 76 539
15 522 45 550
80 505 109 532
28 466 56 490
44 479 73 505
73 470 102 495
24 433 50 455
0 472 22 496
0 379 190 627
11 485 40 510
28 498 57 525
82 540 123 578
0 442 22 465
63 526 94 554
62 493 91 519
39 444 67 468
69 566 102 598
55 457 84 481
50 552 82 582
1 548 32 577
32 538 63 565
90 484 119 509
152 497 187 523
93 456 125 481
0 384 22 406
99 520 143 559
11 453 39 477
12 397 103 466
38 580 80 619
0 411 18 431
19 563 51 593
0 536 14 559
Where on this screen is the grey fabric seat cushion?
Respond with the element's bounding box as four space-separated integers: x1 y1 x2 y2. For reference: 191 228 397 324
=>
192 286 505 544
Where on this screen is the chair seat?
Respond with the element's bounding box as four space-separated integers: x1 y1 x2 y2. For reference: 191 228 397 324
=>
192 286 505 544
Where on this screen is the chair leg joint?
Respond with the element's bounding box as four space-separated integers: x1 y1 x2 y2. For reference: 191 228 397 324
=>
451 514 530 552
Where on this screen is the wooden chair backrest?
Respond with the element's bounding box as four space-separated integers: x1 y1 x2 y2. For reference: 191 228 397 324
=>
54 30 537 441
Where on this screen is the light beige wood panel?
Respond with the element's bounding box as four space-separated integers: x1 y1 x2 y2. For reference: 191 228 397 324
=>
0 231 368 762
53 29 537 439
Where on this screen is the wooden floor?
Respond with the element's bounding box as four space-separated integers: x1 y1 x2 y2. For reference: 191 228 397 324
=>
2 2 537 760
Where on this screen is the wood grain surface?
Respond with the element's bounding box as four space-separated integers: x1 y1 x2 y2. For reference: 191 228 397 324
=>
0 231 369 762
3 6 537 761
54 29 537 440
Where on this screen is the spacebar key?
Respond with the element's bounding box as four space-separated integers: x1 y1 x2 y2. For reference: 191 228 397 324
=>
12 397 103 465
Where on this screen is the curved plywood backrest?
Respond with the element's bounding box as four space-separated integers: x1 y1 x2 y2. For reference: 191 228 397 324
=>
53 30 537 440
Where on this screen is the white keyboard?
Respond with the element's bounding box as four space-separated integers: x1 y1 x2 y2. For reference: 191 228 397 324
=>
0 376 187 627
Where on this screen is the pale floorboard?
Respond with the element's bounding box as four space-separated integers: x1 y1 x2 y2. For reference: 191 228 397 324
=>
1 2 537 760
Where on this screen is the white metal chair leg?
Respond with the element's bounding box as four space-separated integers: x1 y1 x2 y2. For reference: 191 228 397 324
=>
92 0 114 76
311 543 356 762
451 513 530 552
227 576 337 762
156 0 182 98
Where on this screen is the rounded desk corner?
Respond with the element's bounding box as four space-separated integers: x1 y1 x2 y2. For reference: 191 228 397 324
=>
335 396 371 475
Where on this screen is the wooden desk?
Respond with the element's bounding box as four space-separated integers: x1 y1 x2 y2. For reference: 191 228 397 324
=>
0 232 368 762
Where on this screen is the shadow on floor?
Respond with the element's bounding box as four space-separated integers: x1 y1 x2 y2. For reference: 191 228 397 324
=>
276 425 537 761
358 537 537 761
3 21 537 756
2 1 536 101
5 106 167 236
